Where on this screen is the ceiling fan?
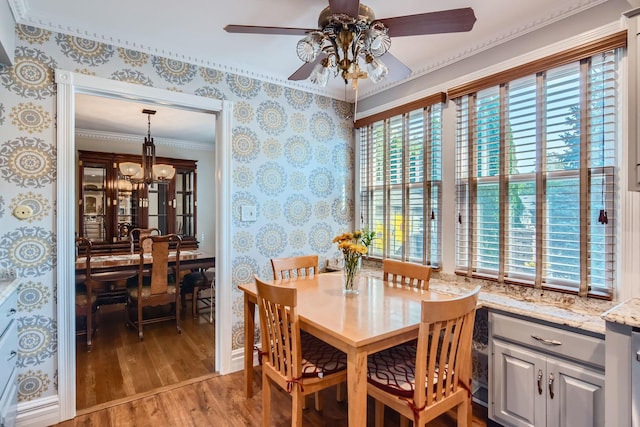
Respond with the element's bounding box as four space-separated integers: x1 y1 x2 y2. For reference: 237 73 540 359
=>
224 0 476 88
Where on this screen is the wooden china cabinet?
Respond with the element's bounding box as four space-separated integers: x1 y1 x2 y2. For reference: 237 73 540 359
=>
78 150 198 252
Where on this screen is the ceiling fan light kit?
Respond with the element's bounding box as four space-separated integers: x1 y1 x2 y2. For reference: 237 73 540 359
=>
225 1 476 89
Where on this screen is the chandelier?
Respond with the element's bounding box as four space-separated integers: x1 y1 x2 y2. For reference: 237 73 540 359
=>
118 109 175 187
296 4 390 88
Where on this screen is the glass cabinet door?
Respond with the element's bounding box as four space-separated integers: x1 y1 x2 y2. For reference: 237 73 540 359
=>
81 165 108 242
175 170 195 237
115 176 139 240
147 181 169 234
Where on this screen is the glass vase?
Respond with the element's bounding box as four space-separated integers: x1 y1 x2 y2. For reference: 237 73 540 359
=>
343 255 361 295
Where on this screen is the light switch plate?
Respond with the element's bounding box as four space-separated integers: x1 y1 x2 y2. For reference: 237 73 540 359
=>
241 205 256 222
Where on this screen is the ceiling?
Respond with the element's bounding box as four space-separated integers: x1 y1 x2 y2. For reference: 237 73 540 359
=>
9 0 614 102
75 94 216 145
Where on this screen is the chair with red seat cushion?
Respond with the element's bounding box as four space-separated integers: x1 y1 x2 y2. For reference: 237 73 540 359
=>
367 286 480 427
255 275 347 427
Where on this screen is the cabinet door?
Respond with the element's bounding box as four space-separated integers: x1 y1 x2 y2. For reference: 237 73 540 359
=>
546 358 604 427
79 162 109 242
492 339 546 427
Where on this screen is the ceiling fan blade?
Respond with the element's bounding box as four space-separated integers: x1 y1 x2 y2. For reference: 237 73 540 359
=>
380 52 412 81
288 54 326 81
380 7 476 37
224 25 316 36
328 0 360 17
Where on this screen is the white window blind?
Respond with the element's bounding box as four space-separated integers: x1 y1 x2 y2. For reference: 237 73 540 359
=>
359 104 442 266
454 49 618 298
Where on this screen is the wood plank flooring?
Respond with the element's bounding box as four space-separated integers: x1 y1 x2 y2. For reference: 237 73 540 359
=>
76 302 215 409
60 369 489 427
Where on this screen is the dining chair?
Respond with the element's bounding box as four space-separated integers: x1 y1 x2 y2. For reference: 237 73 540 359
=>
75 237 138 350
271 255 319 279
367 286 481 427
255 275 347 427
181 268 215 319
129 227 161 254
270 254 337 409
125 234 182 340
383 259 432 290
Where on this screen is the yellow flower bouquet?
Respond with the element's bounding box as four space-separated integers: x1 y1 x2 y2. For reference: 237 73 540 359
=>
333 229 375 294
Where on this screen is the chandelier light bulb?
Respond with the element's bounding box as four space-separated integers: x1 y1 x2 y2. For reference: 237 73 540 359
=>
366 55 388 83
310 60 331 86
296 34 322 63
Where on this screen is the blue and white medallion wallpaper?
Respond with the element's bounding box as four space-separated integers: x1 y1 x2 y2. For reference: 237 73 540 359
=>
0 24 354 403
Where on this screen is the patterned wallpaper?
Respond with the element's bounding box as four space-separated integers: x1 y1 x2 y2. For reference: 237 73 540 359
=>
0 24 354 403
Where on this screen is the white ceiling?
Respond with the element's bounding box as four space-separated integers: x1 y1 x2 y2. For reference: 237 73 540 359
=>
75 94 216 145
10 0 613 101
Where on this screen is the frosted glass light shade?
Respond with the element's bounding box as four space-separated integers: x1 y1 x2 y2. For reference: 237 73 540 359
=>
153 164 176 180
119 162 143 178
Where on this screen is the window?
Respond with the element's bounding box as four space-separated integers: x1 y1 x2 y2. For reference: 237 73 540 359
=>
358 101 443 266
452 44 620 298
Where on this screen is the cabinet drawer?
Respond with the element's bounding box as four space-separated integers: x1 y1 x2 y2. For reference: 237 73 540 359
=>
490 312 605 368
0 367 17 427
0 320 17 400
0 292 17 338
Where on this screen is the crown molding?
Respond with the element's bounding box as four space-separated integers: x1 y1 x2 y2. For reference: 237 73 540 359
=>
75 128 214 152
356 20 623 121
9 0 609 102
357 0 610 99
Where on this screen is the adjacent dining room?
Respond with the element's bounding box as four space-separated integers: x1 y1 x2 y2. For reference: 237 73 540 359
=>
73 93 217 411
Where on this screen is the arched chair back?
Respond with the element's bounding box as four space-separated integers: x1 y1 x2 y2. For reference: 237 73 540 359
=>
271 255 319 280
129 227 161 253
383 259 432 290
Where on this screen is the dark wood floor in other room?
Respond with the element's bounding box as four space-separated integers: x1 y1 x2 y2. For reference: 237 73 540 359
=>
75 301 215 409
61 367 488 427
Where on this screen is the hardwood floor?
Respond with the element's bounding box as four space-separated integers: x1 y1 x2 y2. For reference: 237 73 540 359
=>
76 300 215 409
60 369 489 427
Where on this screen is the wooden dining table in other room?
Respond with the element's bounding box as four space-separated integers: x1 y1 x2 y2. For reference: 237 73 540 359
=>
75 250 215 275
239 271 457 426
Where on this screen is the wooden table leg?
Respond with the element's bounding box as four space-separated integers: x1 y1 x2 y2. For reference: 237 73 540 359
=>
244 293 256 398
347 348 368 426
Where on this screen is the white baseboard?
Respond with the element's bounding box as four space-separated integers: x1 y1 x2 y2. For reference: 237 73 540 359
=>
229 347 259 373
16 396 60 427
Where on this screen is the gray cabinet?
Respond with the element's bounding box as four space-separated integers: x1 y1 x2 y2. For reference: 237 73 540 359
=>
490 312 605 427
0 289 18 427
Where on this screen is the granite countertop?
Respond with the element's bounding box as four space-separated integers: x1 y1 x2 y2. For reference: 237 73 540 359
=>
601 298 640 328
0 278 19 305
360 266 614 335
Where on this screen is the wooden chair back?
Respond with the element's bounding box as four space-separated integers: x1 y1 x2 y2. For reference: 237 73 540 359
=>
414 286 480 424
138 234 181 296
255 275 347 425
130 227 161 253
75 236 137 350
383 259 432 290
271 255 319 280
255 276 302 380
126 234 182 340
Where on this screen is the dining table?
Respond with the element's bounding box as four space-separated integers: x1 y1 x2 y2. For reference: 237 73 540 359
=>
75 250 215 274
239 271 456 426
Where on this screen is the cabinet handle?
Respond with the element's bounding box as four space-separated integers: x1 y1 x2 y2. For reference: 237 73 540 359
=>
548 373 555 399
537 369 543 395
531 335 561 346
8 350 17 361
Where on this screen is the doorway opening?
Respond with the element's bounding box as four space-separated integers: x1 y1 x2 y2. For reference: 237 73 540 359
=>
56 69 233 421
